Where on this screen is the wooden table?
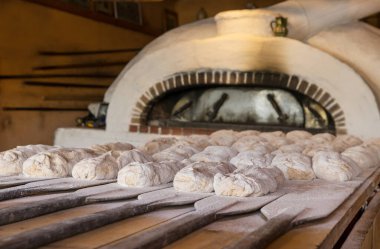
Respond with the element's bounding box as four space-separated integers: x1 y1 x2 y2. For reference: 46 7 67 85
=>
1 169 379 249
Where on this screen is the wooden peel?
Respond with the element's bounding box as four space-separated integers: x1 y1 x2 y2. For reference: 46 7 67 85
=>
0 177 114 201
0 188 211 249
0 183 171 225
99 191 284 249
222 180 362 249
0 176 54 188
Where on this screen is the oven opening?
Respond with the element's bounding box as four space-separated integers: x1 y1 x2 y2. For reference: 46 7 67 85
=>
146 86 335 134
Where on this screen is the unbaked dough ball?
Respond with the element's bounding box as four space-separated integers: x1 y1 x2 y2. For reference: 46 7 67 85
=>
310 133 335 144
173 161 236 193
213 167 283 197
177 135 211 150
332 135 362 152
23 148 97 178
342 145 379 169
271 144 305 155
190 146 238 163
312 151 361 182
72 152 119 180
259 131 286 140
117 149 153 168
236 130 261 138
118 160 184 187
285 130 312 142
270 152 315 180
0 144 56 176
90 142 134 153
302 144 336 157
152 144 199 162
142 137 178 155
230 151 274 169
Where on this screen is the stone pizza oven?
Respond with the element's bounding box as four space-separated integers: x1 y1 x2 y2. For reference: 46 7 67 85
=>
55 0 380 147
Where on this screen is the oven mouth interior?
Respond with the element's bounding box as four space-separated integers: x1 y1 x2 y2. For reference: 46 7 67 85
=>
146 85 336 134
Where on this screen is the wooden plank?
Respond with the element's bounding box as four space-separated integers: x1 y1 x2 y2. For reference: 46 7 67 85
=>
41 207 194 249
341 192 380 249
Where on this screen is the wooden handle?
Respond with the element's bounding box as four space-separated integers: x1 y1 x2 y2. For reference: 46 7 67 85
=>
223 209 302 249
100 210 216 249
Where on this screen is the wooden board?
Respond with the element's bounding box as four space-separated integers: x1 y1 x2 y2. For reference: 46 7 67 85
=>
1 168 379 249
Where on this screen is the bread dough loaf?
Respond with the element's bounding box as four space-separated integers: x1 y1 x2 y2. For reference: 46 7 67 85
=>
117 160 184 187
72 152 119 180
209 130 238 146
342 145 379 168
90 142 134 153
271 144 305 155
230 151 274 169
117 149 153 168
0 144 56 176
259 131 285 140
142 137 178 155
209 134 237 147
190 146 238 163
232 137 274 153
302 144 335 157
331 135 362 152
173 161 236 193
271 152 315 180
265 137 291 149
312 151 361 182
310 133 335 144
285 130 312 141
23 148 98 178
177 135 211 150
236 130 260 138
152 144 199 162
213 167 284 197
72 149 153 180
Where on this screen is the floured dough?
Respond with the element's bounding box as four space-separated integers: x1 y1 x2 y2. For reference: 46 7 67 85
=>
236 130 260 138
310 133 335 144
332 135 362 152
285 130 312 141
90 142 134 153
259 131 285 140
265 137 291 149
142 137 178 155
72 152 119 180
232 138 274 153
190 146 238 163
177 135 211 150
302 144 335 157
342 145 379 168
271 144 305 155
312 151 361 182
230 151 274 169
152 144 199 162
210 129 238 137
173 161 236 193
271 152 315 180
117 160 184 187
0 145 56 176
23 148 98 178
117 149 153 168
209 134 237 147
213 167 284 197
72 149 153 180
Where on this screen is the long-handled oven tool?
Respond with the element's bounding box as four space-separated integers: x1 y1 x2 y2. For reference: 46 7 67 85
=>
0 177 114 201
222 180 362 249
99 179 361 249
0 188 211 249
0 183 171 225
0 176 54 188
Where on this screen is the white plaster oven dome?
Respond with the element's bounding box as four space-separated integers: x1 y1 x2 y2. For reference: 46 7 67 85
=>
55 0 380 147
